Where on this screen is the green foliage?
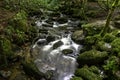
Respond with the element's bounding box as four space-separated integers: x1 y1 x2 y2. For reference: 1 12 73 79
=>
98 0 115 11
13 29 27 45
0 36 13 66
4 0 60 11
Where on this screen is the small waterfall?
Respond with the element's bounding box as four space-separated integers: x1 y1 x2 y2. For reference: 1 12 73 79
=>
31 33 82 80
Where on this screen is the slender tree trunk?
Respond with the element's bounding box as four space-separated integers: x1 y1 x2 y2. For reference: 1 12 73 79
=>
100 0 120 36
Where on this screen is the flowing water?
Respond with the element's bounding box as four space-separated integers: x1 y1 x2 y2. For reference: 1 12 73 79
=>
31 14 82 80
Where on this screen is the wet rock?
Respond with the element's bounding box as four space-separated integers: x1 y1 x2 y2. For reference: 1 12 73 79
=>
71 76 83 80
111 38 120 53
71 30 85 44
75 66 102 80
22 61 47 80
77 49 108 65
46 35 56 43
82 20 114 36
62 49 73 55
53 41 63 49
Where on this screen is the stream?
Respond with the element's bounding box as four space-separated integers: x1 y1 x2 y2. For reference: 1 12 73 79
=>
31 13 83 80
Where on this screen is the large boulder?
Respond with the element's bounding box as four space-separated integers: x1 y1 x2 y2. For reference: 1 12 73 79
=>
77 49 108 65
82 20 114 36
75 66 103 80
71 30 85 44
95 41 112 52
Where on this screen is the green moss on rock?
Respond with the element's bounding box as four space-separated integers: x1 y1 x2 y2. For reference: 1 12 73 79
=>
84 34 102 45
82 21 106 36
71 76 83 80
77 49 108 65
95 41 112 51
75 66 102 80
111 38 120 53
103 33 116 43
53 41 63 49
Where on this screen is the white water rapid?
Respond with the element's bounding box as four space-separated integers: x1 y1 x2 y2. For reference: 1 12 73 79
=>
31 32 82 80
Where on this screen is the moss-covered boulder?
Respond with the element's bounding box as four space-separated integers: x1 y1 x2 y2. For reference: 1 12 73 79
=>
71 30 84 44
77 49 108 65
103 33 116 43
82 20 113 36
111 38 120 53
103 56 120 79
103 56 119 72
75 66 102 80
84 34 102 45
8 10 28 32
71 76 83 80
95 41 112 52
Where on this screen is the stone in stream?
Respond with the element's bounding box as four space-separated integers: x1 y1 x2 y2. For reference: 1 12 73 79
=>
71 30 85 44
53 40 63 49
46 35 56 43
62 49 73 55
